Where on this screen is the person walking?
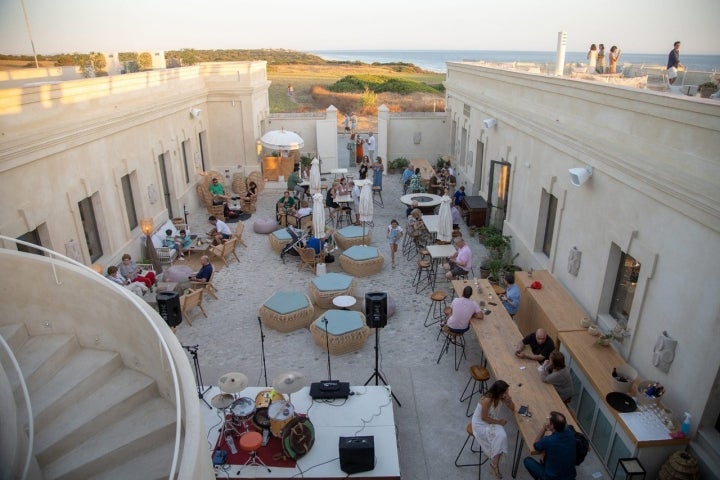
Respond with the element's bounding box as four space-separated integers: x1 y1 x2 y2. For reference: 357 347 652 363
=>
596 44 606 74
386 219 403 267
587 44 598 74
356 135 364 165
344 113 351 135
350 112 358 133
608 46 621 74
365 132 376 161
667 41 684 85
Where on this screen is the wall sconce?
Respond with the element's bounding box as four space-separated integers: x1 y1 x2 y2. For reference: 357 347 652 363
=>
569 166 593 187
256 140 263 157
190 108 202 119
140 218 154 235
483 118 497 129
90 263 103 274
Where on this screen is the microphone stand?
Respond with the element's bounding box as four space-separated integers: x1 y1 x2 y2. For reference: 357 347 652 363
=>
324 317 333 381
182 344 212 409
257 316 268 387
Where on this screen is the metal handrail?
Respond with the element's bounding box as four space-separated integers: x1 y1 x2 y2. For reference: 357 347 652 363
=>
0 334 33 480
0 236 182 479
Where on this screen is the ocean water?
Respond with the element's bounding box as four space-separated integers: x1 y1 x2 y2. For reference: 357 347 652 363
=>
310 50 720 73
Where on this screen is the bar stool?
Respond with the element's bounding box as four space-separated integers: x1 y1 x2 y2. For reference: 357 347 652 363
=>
437 325 467 371
459 365 490 417
372 186 384 207
454 422 485 479
424 290 448 326
239 431 270 471
414 260 433 294
614 458 646 480
336 206 352 229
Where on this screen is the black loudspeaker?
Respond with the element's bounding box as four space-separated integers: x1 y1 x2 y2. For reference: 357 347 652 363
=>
339 436 375 474
157 291 182 327
365 292 387 328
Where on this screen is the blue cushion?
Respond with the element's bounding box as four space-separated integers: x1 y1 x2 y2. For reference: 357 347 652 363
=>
337 226 365 238
312 273 353 292
343 246 379 261
272 229 292 241
263 292 310 314
314 310 364 335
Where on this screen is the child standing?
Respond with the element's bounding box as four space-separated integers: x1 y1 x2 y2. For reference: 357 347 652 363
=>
387 219 404 268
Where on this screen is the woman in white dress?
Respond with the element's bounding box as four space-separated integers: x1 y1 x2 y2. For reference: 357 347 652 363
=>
471 379 515 478
587 44 598 74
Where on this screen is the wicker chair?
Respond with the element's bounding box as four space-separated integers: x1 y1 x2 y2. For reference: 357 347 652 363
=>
180 288 207 326
247 171 265 193
232 173 247 195
206 204 225 222
296 246 326 274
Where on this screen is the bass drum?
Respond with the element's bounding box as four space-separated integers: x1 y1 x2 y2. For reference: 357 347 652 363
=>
268 401 295 438
253 389 283 430
282 415 315 460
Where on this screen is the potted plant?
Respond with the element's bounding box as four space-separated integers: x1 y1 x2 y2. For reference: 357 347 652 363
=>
699 81 718 98
387 157 408 174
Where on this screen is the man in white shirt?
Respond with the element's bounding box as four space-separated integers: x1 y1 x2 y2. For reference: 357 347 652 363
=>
444 237 472 280
365 132 376 162
208 215 232 245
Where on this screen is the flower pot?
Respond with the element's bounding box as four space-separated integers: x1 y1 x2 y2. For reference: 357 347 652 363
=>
700 86 717 98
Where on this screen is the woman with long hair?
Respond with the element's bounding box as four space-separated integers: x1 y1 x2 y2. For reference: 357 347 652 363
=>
472 379 515 478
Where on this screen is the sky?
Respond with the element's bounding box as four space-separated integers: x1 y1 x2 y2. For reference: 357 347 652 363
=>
0 0 718 56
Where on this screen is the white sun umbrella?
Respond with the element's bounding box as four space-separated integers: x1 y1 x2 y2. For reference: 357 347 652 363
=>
259 128 304 151
312 193 326 239
437 194 453 243
359 179 374 245
309 157 321 195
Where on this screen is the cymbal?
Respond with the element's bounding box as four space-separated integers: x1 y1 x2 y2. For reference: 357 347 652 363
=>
272 371 308 394
218 372 248 394
211 393 235 409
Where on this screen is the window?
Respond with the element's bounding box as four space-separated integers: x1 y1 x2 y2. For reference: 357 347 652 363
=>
17 229 44 256
79 196 103 262
121 173 138 230
181 140 191 184
541 190 558 257
609 251 640 324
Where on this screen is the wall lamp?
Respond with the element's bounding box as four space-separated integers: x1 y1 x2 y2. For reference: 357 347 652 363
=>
483 118 497 129
190 108 202 119
569 166 593 187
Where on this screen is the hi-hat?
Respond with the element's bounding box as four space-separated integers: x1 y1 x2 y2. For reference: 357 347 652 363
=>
272 371 308 394
211 393 235 409
218 372 249 394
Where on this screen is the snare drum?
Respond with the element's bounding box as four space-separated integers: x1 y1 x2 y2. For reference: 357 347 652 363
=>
230 397 255 427
253 389 284 430
268 401 295 438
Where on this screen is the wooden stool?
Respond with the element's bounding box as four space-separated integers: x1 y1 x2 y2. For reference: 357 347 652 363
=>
459 365 490 417
437 325 467 371
239 431 269 470
454 422 485 478
414 260 433 294
614 458 646 480
425 290 448 326
372 186 384 207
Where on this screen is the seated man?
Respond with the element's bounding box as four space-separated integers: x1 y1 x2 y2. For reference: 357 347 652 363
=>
523 411 576 480
306 236 326 255
277 190 296 220
209 177 231 204
401 165 414 193
177 255 213 292
444 237 472 280
207 215 232 245
442 285 484 333
499 273 520 316
287 165 305 202
515 328 556 364
453 185 466 206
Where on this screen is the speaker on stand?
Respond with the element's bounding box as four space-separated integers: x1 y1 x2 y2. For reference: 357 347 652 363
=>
363 292 401 406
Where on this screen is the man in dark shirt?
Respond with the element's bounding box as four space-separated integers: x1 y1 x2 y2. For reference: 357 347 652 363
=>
192 255 213 283
666 41 684 85
515 328 555 364
524 411 576 480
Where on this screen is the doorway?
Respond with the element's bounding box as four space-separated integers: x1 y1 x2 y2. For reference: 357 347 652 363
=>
158 152 174 219
487 160 511 229
79 196 103 262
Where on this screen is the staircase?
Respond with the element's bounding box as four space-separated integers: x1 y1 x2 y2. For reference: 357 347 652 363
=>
1 323 179 480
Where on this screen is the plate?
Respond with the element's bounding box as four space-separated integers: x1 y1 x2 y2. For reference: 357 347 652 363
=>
606 392 637 412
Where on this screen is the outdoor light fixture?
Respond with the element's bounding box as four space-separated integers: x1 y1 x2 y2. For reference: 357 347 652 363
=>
256 140 263 157
483 118 497 129
190 108 202 118
569 166 593 187
140 218 154 235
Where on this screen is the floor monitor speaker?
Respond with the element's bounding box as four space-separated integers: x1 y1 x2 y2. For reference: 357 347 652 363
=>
339 436 375 474
365 292 387 328
157 291 182 327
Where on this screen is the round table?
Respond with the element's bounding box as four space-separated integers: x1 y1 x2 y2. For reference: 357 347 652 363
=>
401 193 442 214
332 295 357 310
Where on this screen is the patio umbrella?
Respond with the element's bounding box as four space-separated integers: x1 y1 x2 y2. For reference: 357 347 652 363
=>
259 128 304 151
309 158 321 195
359 179 374 245
312 193 326 239
437 194 453 243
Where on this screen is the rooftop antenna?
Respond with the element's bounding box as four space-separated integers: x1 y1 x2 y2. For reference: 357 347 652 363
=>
20 0 39 69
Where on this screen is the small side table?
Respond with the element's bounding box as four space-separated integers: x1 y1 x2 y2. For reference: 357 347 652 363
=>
333 295 357 310
613 457 646 480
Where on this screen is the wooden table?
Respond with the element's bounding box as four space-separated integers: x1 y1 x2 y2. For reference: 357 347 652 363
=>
426 244 456 291
514 270 588 346
400 193 442 214
408 159 434 180
457 278 578 478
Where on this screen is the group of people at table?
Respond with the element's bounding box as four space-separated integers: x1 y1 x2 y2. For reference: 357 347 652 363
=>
401 162 457 195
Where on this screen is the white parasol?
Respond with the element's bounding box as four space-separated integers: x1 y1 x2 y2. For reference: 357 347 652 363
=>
437 194 453 242
309 157 321 195
312 193 326 239
259 128 304 151
359 179 374 245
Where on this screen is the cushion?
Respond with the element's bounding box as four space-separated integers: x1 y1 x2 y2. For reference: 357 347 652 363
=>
337 226 365 238
342 246 379 261
312 273 353 292
253 218 277 234
263 292 310 315
314 310 364 335
272 229 293 241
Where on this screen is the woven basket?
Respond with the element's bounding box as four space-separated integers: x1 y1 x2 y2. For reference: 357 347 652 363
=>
310 314 370 355
659 451 699 480
339 253 384 277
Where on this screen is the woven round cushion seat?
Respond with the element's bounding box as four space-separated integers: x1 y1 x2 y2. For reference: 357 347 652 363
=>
309 310 370 355
335 226 371 250
253 218 277 234
361 294 397 319
430 290 447 302
339 246 384 277
470 364 490 381
259 291 315 332
269 228 293 253
308 273 356 309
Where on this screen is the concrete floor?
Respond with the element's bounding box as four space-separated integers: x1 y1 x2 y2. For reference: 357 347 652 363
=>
177 141 609 479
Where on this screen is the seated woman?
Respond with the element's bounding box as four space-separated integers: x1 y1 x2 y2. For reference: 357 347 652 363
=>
118 253 156 288
326 183 340 219
407 209 430 246
277 190 296 221
409 168 425 193
245 181 258 201
106 265 148 297
163 229 185 260
472 380 515 479
540 351 574 404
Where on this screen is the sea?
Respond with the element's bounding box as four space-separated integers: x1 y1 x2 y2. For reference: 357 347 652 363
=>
310 50 720 73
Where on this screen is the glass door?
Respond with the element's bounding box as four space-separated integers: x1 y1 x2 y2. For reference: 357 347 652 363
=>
158 152 174 218
487 160 511 229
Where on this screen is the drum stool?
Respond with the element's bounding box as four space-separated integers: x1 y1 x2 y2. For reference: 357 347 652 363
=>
459 365 490 417
239 431 270 471
413 260 433 294
437 325 467 371
425 290 448 326
455 422 486 478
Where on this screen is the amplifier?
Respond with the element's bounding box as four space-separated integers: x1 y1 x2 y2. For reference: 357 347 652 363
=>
339 435 375 474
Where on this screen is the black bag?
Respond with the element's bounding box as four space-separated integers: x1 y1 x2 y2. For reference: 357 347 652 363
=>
324 253 335 264
568 425 589 465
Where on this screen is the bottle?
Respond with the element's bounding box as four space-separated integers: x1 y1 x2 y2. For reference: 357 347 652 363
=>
612 367 618 378
681 412 692 436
